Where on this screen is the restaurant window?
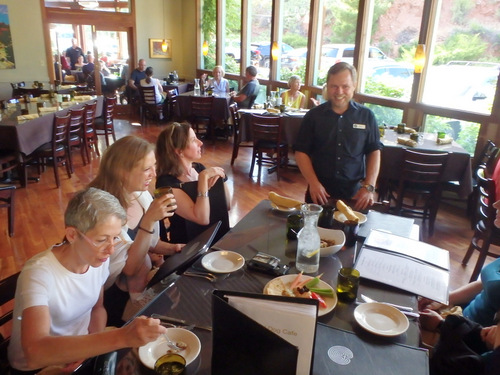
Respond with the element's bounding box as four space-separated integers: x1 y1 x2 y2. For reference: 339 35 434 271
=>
358 0 423 102
277 0 311 83
423 115 479 155
315 0 359 86
223 0 242 75
364 103 403 128
249 0 272 80
44 0 130 13
201 0 217 71
422 0 499 116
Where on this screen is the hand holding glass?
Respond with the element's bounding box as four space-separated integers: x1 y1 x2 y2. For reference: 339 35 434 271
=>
154 186 176 213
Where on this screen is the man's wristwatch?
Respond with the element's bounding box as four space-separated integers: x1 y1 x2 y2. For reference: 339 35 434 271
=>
361 183 375 193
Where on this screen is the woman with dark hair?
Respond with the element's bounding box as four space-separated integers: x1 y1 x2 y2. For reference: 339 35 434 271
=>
156 122 230 244
140 66 166 103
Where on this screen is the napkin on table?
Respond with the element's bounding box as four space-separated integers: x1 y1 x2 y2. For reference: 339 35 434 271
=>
38 107 59 114
397 136 418 147
73 95 93 102
17 114 40 121
436 136 453 145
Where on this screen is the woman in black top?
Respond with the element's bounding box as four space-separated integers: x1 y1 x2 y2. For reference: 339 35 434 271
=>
156 122 230 243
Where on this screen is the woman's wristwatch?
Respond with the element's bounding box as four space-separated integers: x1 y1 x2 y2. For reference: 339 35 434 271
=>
361 182 375 193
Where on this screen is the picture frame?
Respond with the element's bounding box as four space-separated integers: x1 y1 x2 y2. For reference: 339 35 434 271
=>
149 38 171 59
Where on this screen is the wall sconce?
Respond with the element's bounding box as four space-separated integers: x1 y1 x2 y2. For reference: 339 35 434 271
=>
271 41 279 61
414 44 426 74
161 40 169 53
202 41 209 56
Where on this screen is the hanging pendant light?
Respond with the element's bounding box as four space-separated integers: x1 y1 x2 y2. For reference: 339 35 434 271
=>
78 1 99 9
162 40 169 53
414 44 426 74
202 41 209 56
271 41 279 61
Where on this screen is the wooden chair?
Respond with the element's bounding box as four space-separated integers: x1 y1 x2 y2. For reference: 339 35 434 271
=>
165 89 179 121
389 149 448 237
31 114 72 188
462 167 500 281
190 95 214 139
138 86 164 125
94 96 117 146
249 114 288 181
0 272 20 374
0 150 25 188
82 101 101 162
67 107 86 172
0 185 15 237
229 103 252 165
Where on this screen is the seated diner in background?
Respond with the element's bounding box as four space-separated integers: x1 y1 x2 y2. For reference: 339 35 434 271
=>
7 188 167 375
200 65 230 94
230 65 260 109
281 75 306 109
74 55 85 71
126 58 146 103
155 122 230 244
140 66 166 104
418 199 500 375
88 136 183 327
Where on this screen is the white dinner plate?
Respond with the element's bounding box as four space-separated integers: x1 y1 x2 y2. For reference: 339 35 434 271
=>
138 328 201 369
334 210 367 224
354 302 409 337
201 250 245 273
270 201 300 212
263 274 337 317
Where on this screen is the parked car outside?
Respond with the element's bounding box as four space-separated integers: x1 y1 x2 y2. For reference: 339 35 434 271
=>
225 40 261 65
281 47 308 71
251 42 295 68
319 44 391 71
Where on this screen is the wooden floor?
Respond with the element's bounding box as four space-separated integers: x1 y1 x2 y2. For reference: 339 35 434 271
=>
1 109 497 292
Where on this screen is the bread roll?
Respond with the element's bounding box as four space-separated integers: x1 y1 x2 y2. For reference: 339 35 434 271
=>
336 200 359 223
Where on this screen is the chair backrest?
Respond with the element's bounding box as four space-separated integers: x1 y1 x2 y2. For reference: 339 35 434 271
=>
473 140 497 173
139 86 158 105
250 113 282 145
400 149 448 185
191 95 214 118
0 271 20 369
83 100 97 131
166 89 178 109
103 96 116 126
476 166 497 231
229 102 240 132
68 107 85 140
53 113 71 147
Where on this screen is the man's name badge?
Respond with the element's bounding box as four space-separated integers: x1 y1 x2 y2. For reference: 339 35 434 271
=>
353 123 366 129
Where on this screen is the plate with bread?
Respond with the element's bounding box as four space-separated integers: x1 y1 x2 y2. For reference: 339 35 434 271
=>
268 191 302 212
334 200 367 224
264 274 337 316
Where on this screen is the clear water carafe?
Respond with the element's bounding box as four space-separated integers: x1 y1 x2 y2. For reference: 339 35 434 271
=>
194 78 201 96
296 204 323 273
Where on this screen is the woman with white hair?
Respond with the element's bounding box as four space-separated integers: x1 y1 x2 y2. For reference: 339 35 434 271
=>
200 65 230 94
281 75 306 109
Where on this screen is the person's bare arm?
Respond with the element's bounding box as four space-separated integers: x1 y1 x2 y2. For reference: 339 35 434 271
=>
295 151 329 204
88 288 106 334
352 149 380 211
299 94 306 109
128 78 137 90
449 280 484 306
21 306 166 370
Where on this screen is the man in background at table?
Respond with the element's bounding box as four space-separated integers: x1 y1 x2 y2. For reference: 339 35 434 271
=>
294 62 382 211
65 38 85 70
126 58 146 103
230 65 260 109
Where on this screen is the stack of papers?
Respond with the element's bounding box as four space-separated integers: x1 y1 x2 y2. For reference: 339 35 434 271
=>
355 230 450 304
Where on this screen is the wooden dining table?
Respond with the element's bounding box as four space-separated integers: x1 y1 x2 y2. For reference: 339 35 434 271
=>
0 96 104 158
75 200 433 375
175 91 232 125
380 130 473 198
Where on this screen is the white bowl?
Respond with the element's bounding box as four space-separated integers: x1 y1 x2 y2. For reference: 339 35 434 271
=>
317 227 345 256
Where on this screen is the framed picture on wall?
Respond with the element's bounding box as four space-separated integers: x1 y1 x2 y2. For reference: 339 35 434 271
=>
149 39 171 59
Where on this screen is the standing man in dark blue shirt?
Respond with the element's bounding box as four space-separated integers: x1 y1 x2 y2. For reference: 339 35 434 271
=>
294 62 382 211
65 38 85 70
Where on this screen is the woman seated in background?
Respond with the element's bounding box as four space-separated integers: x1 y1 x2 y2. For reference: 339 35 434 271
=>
89 136 184 327
156 122 230 244
140 66 166 103
8 188 167 374
200 65 230 94
74 55 85 71
281 75 306 109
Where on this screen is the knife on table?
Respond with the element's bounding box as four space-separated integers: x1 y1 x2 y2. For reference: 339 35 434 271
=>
151 313 212 332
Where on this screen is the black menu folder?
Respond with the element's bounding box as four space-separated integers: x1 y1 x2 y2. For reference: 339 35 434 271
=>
212 290 319 375
312 324 429 375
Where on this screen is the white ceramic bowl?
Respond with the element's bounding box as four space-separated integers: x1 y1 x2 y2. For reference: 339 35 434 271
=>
317 227 345 256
